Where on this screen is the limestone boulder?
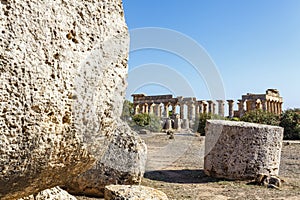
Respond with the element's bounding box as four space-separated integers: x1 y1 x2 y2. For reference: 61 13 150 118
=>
204 120 284 180
64 120 147 197
0 0 129 199
19 187 77 200
104 185 169 200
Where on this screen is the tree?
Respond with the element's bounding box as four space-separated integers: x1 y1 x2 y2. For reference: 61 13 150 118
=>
132 113 150 127
240 109 280 126
121 100 134 121
147 114 162 132
279 109 300 140
132 113 162 132
193 113 225 135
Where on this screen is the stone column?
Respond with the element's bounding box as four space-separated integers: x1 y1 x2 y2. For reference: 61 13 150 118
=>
144 103 149 114
237 100 244 118
195 102 200 118
267 100 271 112
149 103 154 115
251 100 256 110
141 104 145 113
261 100 267 111
174 114 181 130
246 101 251 112
256 100 262 110
203 101 208 113
212 102 216 115
275 102 279 115
186 104 190 119
270 101 274 113
158 104 162 117
153 104 158 116
172 104 176 115
274 101 278 114
181 119 189 129
207 100 214 114
189 103 196 120
164 103 169 118
227 100 234 118
180 104 184 119
133 104 139 115
279 102 283 114
217 100 225 117
198 101 203 114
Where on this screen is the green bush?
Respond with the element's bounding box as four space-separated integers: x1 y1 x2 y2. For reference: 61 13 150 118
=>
194 113 226 136
132 113 150 127
132 113 162 132
147 114 162 132
279 109 300 140
230 117 240 121
240 109 280 126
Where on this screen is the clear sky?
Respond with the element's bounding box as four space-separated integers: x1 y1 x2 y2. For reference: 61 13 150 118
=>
123 0 300 110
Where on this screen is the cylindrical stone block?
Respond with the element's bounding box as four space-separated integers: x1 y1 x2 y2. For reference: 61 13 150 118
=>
204 120 283 180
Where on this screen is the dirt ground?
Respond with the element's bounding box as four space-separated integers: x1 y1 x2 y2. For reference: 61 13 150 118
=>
77 133 300 200
141 133 300 200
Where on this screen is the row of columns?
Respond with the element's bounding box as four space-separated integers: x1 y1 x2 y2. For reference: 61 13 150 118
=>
134 103 175 118
133 100 236 119
237 99 283 117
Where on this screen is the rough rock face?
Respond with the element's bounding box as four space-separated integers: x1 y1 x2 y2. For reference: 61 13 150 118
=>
204 120 284 180
19 187 77 200
104 185 169 200
0 0 129 199
65 120 147 197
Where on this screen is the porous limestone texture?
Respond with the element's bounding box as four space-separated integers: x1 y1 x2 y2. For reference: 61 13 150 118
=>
0 0 129 199
104 185 169 200
65 120 147 197
19 187 77 200
204 120 284 180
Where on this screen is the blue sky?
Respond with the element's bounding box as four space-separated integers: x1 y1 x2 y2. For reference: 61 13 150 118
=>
123 0 300 110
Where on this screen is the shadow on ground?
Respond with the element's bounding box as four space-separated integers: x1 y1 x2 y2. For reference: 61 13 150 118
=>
144 169 221 184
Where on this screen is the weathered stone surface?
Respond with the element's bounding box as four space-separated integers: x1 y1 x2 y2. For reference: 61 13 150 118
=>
204 120 283 180
19 187 77 200
64 120 147 197
104 185 168 200
139 129 150 134
0 0 129 199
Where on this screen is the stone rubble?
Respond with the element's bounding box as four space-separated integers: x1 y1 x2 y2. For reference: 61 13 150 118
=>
64 120 147 197
254 174 284 189
18 187 77 200
104 185 169 200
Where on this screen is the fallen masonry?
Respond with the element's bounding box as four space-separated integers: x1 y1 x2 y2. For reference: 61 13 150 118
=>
204 120 284 180
104 185 169 200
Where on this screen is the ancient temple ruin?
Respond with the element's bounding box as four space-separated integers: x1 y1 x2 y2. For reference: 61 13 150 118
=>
235 89 283 117
131 94 233 130
131 94 231 119
131 89 283 130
